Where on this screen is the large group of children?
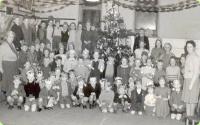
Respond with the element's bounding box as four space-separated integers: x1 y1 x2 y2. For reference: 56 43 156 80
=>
0 15 191 120
5 34 187 121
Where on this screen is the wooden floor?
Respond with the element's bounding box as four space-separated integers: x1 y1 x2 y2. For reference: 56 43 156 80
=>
0 102 185 125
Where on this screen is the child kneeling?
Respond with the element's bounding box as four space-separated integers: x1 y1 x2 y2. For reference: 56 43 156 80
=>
7 75 25 110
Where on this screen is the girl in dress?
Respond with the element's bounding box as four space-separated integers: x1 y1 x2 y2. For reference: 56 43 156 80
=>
166 56 181 88
98 81 114 113
155 77 170 118
60 72 72 109
169 80 185 120
144 85 156 116
151 38 164 64
141 57 155 90
63 50 78 73
105 56 115 84
117 57 130 85
129 58 142 81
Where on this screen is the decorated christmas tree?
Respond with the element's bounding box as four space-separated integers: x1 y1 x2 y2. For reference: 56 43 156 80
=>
97 1 132 59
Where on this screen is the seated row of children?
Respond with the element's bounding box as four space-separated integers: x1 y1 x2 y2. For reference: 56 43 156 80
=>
7 63 185 121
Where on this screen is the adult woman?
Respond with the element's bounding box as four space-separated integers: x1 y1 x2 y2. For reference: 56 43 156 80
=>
160 43 174 69
46 20 54 49
75 23 83 54
0 31 18 95
68 22 76 48
182 40 200 117
151 38 164 64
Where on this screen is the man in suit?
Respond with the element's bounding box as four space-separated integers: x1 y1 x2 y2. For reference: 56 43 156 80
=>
133 28 149 51
11 17 24 51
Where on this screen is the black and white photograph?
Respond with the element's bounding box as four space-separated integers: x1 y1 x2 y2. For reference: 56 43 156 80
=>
0 0 200 125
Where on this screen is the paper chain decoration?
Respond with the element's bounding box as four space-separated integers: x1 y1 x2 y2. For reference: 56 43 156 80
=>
2 0 200 13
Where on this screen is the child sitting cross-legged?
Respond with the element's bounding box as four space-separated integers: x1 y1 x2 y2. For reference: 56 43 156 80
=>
7 75 25 110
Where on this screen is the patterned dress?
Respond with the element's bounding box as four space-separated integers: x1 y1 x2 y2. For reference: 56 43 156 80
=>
155 87 170 118
117 65 130 85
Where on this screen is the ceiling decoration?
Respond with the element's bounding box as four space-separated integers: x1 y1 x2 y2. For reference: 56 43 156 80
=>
1 0 200 13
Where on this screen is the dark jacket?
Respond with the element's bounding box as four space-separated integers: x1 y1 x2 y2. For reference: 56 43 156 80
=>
83 83 101 99
130 89 146 111
24 81 40 99
11 23 24 51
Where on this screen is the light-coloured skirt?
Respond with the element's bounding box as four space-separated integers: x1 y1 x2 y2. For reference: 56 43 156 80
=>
182 78 200 103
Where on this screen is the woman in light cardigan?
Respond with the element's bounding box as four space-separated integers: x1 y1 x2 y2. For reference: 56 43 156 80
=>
0 31 18 95
182 40 200 117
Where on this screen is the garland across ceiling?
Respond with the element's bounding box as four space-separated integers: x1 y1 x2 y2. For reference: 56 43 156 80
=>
2 0 200 13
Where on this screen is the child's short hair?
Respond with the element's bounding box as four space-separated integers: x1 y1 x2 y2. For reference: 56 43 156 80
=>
147 85 154 90
55 56 62 61
158 76 166 82
157 59 163 63
135 79 142 85
68 70 75 77
141 51 148 57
